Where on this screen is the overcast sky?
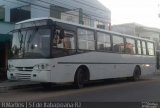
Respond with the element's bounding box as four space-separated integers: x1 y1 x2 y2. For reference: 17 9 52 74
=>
98 0 160 28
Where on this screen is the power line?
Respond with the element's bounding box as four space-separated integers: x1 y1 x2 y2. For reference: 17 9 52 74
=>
17 0 109 22
16 0 84 18
38 0 78 10
3 0 49 13
16 0 49 10
38 0 108 13
4 0 84 19
19 0 108 20
37 0 92 17
4 0 110 26
2 0 25 7
37 0 109 20
42 0 109 17
71 0 107 12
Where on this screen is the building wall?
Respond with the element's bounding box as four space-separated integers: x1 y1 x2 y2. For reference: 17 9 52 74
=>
111 24 136 35
138 31 160 49
0 1 26 22
0 22 14 34
0 0 111 29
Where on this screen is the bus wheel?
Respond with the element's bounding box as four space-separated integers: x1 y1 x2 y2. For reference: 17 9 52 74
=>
74 68 88 89
133 66 141 81
40 83 52 89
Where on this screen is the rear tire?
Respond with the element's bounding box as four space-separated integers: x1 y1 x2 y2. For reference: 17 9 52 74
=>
133 66 141 81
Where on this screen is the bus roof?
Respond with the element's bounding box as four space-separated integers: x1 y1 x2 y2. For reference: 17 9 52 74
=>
16 17 154 43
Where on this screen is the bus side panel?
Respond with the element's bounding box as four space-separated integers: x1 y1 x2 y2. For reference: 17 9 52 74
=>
50 63 79 83
115 64 135 78
140 64 156 77
87 64 115 80
49 52 156 83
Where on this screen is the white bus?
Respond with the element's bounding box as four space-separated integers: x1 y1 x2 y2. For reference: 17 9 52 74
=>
7 17 156 88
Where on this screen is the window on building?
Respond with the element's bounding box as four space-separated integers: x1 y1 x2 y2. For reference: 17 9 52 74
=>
112 35 124 53
83 15 91 26
0 6 5 21
125 38 136 54
97 32 111 51
50 5 70 19
137 40 142 55
142 41 147 55
10 5 31 23
147 42 154 56
94 20 107 30
78 28 95 50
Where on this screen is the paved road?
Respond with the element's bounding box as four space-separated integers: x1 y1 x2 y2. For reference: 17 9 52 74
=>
0 75 160 102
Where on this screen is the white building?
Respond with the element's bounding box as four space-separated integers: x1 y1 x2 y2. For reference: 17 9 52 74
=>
0 0 111 29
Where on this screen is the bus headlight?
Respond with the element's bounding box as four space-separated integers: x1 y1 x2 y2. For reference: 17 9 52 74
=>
8 64 16 71
33 63 50 71
8 64 13 68
145 64 150 67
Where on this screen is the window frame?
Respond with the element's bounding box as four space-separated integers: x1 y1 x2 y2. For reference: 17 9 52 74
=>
96 31 111 52
147 41 155 56
142 40 147 55
136 39 142 55
51 23 77 58
77 27 96 51
112 34 125 54
52 21 156 56
125 38 136 55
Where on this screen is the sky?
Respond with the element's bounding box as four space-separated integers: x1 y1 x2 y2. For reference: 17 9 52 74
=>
98 0 160 28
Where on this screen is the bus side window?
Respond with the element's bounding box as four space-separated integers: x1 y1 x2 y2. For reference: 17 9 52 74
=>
63 32 73 49
78 28 95 50
142 41 147 55
137 40 142 55
53 29 75 49
147 42 154 56
97 32 111 51
52 29 76 58
112 35 124 53
53 30 62 47
125 38 136 54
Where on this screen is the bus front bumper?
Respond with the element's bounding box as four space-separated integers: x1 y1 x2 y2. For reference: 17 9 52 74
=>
7 70 51 82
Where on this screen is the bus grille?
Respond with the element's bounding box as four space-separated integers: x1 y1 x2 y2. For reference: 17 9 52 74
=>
16 67 33 71
15 73 31 80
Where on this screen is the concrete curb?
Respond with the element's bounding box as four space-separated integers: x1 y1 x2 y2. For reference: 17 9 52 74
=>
0 82 40 93
0 86 8 93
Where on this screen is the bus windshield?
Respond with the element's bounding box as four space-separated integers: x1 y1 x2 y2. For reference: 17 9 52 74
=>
10 27 51 59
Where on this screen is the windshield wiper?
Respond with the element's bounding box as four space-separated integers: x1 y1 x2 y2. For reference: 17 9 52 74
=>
16 29 29 57
22 31 28 57
17 29 24 51
26 26 39 51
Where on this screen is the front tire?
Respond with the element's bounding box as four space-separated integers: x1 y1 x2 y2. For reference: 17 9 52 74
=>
74 68 88 89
